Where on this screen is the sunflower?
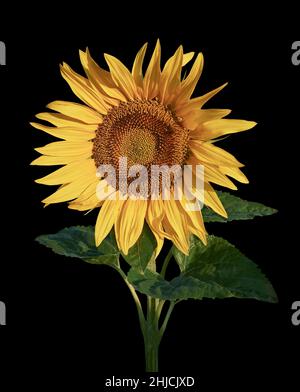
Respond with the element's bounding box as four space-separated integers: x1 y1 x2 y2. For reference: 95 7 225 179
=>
31 41 256 255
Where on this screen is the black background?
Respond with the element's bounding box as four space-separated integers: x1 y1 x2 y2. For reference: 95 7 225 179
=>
0 5 299 389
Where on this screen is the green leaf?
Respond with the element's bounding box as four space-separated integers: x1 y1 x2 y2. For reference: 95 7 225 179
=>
202 191 277 222
121 224 157 272
128 236 277 303
36 226 120 267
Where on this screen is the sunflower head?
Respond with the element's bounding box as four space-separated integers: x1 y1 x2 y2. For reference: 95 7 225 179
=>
93 98 190 196
31 40 256 255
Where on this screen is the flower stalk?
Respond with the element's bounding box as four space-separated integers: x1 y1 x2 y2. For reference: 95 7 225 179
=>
142 296 176 372
116 249 177 372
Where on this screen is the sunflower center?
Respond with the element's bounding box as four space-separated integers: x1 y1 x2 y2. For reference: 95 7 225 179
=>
92 99 189 192
119 127 157 166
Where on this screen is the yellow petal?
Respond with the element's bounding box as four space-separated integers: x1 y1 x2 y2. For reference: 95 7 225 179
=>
178 195 207 245
104 54 137 100
36 112 90 127
30 155 87 166
115 199 147 255
147 199 165 235
69 178 103 211
79 48 114 87
191 181 227 218
68 196 101 211
203 182 228 218
42 174 95 204
199 119 257 140
74 179 99 202
35 141 92 157
35 159 95 185
146 199 166 256
95 193 125 247
159 45 183 103
143 39 161 99
30 122 96 141
182 52 195 66
163 198 189 255
98 83 127 102
186 109 231 131
132 43 148 88
219 165 249 184
46 101 102 124
178 83 228 117
60 63 109 114
203 164 237 190
162 216 189 255
189 140 244 167
178 52 204 101
187 156 237 190
79 49 122 104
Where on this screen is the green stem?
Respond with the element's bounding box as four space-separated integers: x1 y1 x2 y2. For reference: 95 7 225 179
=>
144 298 177 372
144 329 159 372
144 296 160 372
160 301 176 338
116 268 146 335
115 267 177 372
155 299 165 326
160 246 173 278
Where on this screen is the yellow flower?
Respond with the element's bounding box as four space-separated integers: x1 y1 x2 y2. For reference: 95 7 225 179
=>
31 41 256 255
